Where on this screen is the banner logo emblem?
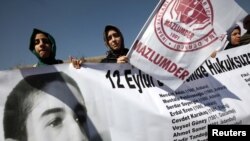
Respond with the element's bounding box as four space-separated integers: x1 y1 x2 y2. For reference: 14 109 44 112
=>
155 0 217 52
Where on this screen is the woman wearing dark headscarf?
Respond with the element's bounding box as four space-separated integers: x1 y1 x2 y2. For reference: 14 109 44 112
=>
210 24 241 58
29 28 63 67
100 25 129 63
224 25 241 50
71 25 129 69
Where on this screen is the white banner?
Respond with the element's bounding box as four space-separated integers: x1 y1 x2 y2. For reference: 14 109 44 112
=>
1 45 250 141
127 0 247 90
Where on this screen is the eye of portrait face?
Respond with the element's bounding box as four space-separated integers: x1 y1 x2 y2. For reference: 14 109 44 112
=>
107 30 122 50
34 33 52 58
25 88 89 141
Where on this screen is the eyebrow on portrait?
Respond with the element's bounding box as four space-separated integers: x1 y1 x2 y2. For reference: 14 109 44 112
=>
41 108 64 117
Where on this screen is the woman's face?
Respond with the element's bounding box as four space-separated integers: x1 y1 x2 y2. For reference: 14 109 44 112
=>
34 33 52 58
107 29 122 51
230 28 241 46
25 88 89 141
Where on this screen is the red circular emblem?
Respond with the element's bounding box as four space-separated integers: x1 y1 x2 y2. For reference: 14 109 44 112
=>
154 0 217 52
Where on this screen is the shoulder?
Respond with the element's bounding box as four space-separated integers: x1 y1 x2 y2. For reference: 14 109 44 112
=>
124 48 129 53
240 33 250 45
56 59 63 64
100 58 107 63
119 48 129 56
100 56 117 63
241 33 250 38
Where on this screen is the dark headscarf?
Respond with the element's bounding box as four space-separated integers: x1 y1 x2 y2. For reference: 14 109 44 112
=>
225 25 241 50
29 28 63 66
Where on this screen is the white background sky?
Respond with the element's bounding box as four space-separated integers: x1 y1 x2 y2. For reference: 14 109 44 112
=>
0 0 249 70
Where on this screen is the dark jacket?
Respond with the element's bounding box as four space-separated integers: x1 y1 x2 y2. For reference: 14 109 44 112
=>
101 25 129 63
240 15 250 45
101 48 129 63
29 28 63 67
240 31 250 46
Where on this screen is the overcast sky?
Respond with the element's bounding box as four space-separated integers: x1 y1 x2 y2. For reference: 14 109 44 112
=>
0 0 249 70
